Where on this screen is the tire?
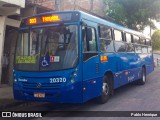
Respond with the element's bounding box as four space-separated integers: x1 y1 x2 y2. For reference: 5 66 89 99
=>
97 75 111 104
138 67 146 85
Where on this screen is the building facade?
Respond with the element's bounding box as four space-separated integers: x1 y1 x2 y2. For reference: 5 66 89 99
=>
28 0 105 16
0 0 25 84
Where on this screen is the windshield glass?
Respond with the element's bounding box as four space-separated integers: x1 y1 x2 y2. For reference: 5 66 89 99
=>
15 25 78 71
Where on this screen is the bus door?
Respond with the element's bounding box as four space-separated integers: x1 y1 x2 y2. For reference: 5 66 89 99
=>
81 20 101 102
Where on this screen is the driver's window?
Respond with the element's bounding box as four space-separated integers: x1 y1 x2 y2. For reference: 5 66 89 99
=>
82 26 97 52
82 26 98 61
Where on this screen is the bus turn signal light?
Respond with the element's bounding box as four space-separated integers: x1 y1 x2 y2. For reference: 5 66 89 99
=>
100 55 108 62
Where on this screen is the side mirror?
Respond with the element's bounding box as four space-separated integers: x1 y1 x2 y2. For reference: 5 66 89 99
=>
86 28 92 41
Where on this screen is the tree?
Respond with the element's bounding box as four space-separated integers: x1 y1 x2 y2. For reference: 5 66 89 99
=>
104 0 160 31
152 30 160 50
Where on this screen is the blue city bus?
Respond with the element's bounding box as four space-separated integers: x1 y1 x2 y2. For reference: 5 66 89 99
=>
13 10 154 103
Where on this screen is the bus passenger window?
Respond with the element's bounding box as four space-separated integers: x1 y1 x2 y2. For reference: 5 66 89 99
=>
133 35 140 44
99 25 112 40
146 39 151 46
142 46 148 53
100 39 114 52
148 47 152 53
126 33 132 43
140 38 146 45
114 30 122 41
114 41 126 52
126 43 134 53
135 45 142 53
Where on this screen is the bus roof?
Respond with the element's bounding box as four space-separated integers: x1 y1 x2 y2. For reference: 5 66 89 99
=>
22 10 150 39
79 11 150 39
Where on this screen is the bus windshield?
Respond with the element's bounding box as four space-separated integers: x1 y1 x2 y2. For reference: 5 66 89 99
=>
15 25 78 71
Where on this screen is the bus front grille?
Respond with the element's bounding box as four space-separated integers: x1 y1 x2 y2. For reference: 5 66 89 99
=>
22 82 61 90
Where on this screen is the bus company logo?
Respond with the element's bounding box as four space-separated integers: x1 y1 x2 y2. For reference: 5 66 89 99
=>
2 112 11 117
37 83 42 88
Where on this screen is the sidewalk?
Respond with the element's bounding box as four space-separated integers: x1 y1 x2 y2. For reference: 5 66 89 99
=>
0 84 23 110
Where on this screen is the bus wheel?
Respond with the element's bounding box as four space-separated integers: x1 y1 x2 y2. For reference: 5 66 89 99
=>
138 67 146 85
97 76 111 104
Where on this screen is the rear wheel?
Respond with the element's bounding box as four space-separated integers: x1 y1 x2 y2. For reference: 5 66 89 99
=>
138 67 146 85
97 75 111 104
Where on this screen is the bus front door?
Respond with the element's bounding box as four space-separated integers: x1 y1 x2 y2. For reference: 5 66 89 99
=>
81 20 101 102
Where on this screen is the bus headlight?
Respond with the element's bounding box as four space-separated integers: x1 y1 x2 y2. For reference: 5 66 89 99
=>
14 78 18 83
73 72 77 77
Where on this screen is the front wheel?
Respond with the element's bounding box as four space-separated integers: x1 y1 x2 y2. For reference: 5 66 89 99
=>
96 76 111 104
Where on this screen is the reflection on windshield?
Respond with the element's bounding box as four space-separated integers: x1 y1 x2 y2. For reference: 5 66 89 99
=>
15 25 78 71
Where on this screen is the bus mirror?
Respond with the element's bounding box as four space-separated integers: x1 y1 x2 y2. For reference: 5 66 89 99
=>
86 28 92 41
80 21 87 26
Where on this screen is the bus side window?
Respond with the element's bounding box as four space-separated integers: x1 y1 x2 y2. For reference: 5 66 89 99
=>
114 41 126 52
146 39 151 46
99 25 112 40
114 30 123 41
133 35 140 44
148 46 152 53
135 45 142 53
125 33 132 43
100 39 114 53
140 38 146 45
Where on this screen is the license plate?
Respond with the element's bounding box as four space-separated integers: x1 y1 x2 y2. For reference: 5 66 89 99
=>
34 93 45 98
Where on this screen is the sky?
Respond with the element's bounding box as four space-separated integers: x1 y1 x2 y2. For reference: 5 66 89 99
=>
143 21 160 36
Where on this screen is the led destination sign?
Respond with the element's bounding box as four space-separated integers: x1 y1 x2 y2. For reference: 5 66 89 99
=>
42 16 61 23
25 12 79 26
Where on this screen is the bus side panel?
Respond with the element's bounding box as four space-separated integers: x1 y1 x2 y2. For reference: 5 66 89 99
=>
145 54 154 75
82 56 102 102
115 53 129 87
82 77 103 102
99 53 118 88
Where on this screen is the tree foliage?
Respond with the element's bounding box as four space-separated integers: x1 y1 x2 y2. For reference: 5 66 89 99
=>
152 30 160 50
104 0 160 31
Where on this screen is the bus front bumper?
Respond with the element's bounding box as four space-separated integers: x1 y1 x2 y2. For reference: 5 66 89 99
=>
13 82 83 103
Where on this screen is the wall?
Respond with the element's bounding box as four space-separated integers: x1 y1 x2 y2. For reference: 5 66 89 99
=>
29 0 105 16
